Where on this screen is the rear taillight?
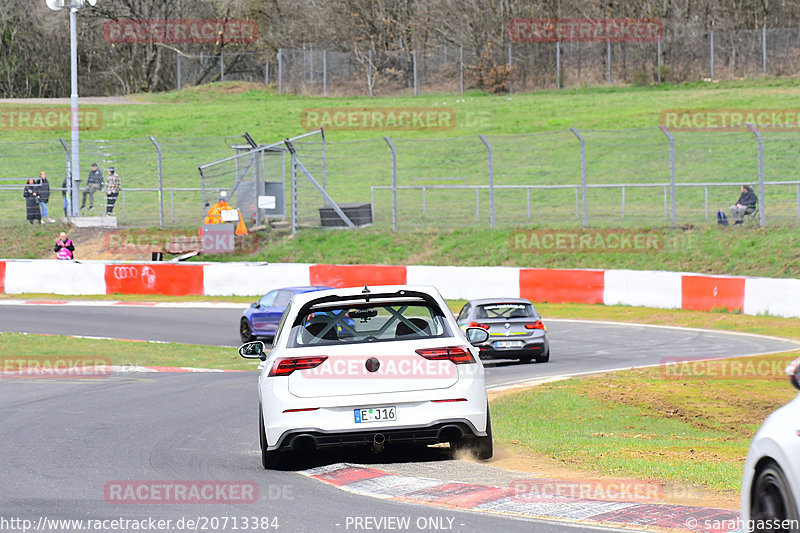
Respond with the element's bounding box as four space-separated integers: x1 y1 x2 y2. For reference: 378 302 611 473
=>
416 346 476 364
268 356 328 376
468 322 489 330
432 398 467 403
525 321 546 330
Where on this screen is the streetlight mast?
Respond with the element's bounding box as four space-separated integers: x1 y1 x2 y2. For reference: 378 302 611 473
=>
46 0 97 218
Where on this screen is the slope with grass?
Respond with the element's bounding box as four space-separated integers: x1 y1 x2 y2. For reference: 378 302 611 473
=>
4 224 800 279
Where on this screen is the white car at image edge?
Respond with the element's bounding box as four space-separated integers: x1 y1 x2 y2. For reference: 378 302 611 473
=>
239 285 492 469
741 356 800 529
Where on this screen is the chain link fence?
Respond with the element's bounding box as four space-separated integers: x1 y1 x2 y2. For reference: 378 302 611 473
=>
1 126 799 230
167 26 800 94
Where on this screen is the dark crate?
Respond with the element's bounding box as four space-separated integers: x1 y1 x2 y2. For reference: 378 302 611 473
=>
319 203 373 228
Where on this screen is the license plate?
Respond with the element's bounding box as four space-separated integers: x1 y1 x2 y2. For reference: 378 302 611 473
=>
354 406 396 423
495 340 523 349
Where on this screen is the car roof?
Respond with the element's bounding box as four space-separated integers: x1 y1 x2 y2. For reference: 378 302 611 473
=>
466 298 534 306
288 285 445 308
287 286 333 293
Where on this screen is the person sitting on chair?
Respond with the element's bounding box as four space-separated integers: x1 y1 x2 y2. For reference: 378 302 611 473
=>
730 185 757 225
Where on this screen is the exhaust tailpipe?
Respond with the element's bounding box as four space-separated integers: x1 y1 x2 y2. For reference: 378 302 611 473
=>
372 433 386 453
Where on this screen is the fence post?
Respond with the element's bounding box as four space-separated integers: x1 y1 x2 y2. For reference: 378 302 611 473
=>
290 149 298 234
323 49 328 95
607 40 612 83
148 136 164 227
621 185 625 220
368 49 373 97
265 57 269 85
746 123 766 227
478 134 495 229
710 23 715 79
659 126 677 227
278 48 283 94
220 52 224 82
58 138 71 221
177 54 182 91
508 44 513 93
556 41 561 89
762 27 767 74
657 39 662 82
254 150 263 227
413 50 418 96
383 137 397 231
459 45 464 94
570 128 588 228
321 127 327 205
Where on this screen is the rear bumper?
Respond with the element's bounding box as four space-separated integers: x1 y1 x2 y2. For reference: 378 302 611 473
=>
272 419 483 452
478 338 548 359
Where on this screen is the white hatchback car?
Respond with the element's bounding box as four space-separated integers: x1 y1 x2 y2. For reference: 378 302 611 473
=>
239 285 493 469
741 356 800 529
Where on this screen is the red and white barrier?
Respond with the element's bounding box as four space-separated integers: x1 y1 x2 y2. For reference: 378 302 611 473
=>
1 259 798 318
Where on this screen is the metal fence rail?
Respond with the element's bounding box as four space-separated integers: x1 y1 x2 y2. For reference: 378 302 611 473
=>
168 26 800 95
1 125 798 230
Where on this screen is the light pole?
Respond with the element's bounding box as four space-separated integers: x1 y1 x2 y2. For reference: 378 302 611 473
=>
45 0 96 218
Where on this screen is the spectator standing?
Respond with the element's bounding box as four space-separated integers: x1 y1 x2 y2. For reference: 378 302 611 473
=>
105 167 121 215
82 163 104 211
54 232 75 260
23 179 41 225
730 185 758 225
37 170 55 223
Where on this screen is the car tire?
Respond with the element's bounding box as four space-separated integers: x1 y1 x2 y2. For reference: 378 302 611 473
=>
451 407 493 460
518 354 534 364
241 319 255 343
536 348 550 363
259 406 281 470
751 462 799 526
473 409 493 460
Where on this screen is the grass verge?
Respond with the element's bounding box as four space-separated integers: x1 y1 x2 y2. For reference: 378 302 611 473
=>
0 332 256 371
492 351 799 492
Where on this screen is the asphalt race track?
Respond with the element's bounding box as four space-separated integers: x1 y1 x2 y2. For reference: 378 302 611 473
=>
0 304 797 389
1 304 797 532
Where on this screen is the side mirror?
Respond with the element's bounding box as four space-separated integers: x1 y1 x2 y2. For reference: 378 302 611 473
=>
465 327 489 345
787 357 800 391
250 302 259 309
239 341 267 361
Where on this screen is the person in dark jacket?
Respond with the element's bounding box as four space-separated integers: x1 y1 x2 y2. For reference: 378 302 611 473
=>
37 170 55 223
730 185 758 225
81 163 104 211
23 179 41 225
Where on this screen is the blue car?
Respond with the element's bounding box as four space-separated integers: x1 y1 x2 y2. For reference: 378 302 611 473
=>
240 286 333 343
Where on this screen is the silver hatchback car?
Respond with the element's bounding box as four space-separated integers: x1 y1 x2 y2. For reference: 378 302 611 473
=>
456 298 550 364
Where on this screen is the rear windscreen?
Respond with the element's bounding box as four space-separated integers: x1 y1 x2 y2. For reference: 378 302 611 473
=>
476 303 536 320
289 302 449 347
